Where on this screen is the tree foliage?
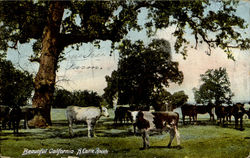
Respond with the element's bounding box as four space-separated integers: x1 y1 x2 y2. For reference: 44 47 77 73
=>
0 57 33 107
193 67 234 105
53 89 102 108
0 1 249 59
170 91 189 109
104 39 183 110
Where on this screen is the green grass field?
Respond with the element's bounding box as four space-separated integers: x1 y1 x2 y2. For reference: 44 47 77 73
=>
0 108 250 158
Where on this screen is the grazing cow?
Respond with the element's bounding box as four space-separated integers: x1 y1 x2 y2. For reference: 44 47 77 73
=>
9 106 22 133
66 106 109 137
114 107 132 124
181 104 197 125
232 103 246 130
195 103 215 121
0 105 11 130
215 105 226 125
135 111 180 149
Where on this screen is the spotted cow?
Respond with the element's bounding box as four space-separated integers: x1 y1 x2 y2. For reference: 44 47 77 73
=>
66 106 109 137
135 111 180 149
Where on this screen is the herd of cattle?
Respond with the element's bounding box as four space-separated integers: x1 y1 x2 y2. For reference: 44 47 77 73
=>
0 103 250 149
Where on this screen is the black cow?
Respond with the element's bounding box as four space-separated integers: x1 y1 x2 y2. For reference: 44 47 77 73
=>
0 105 11 130
181 104 197 125
114 107 132 124
9 106 22 133
246 109 250 119
232 103 246 130
224 105 233 123
196 103 215 121
135 111 180 149
215 105 227 126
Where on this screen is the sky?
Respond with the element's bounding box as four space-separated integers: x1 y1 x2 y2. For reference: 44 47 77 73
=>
6 1 250 103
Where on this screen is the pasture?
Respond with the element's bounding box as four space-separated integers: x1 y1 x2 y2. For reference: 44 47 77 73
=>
0 108 250 158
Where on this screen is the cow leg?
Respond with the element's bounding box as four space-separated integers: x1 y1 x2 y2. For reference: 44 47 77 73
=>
91 121 97 137
212 114 214 121
235 117 238 129
182 115 185 125
222 116 225 126
133 123 137 135
15 120 20 134
87 120 94 138
167 128 176 148
68 120 73 137
142 130 149 149
240 117 243 130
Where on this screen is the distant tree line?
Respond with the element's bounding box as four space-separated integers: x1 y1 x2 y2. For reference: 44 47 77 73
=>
53 89 103 108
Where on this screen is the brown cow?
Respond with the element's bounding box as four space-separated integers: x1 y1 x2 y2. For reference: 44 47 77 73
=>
181 104 197 125
135 111 180 149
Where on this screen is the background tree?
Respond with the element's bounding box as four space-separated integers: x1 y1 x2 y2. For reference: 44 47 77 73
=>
72 90 102 107
53 89 102 108
0 56 33 107
0 1 249 127
104 39 183 110
193 67 234 105
170 91 189 109
53 88 72 108
103 71 119 108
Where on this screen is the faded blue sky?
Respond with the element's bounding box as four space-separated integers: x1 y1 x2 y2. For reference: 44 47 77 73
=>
6 1 250 103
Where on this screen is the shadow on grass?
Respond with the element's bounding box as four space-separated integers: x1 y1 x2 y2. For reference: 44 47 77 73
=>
139 145 183 150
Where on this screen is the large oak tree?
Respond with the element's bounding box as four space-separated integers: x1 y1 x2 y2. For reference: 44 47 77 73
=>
0 0 249 127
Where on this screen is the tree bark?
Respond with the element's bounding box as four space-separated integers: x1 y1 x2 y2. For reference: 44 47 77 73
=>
28 2 64 128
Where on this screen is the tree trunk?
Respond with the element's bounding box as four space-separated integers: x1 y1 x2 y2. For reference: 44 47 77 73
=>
28 2 64 128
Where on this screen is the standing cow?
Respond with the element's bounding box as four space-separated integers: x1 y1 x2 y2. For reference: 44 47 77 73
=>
181 104 197 125
215 105 227 126
9 106 22 134
114 107 132 125
196 103 215 121
232 103 246 130
66 106 109 137
0 105 11 130
135 111 180 149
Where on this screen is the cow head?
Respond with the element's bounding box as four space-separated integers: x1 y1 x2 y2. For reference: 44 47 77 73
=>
101 107 109 117
128 111 139 123
233 103 246 117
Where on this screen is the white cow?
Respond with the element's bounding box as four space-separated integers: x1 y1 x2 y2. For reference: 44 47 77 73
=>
66 106 109 137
